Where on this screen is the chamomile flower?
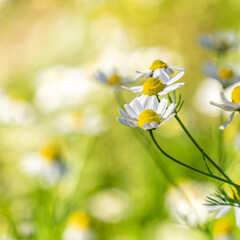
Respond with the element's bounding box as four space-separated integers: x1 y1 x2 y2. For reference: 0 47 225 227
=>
117 96 176 131
134 59 186 82
165 180 213 226
200 31 239 53
206 187 240 228
203 61 240 89
21 142 66 186
122 72 185 97
62 211 94 240
210 86 240 129
95 69 129 89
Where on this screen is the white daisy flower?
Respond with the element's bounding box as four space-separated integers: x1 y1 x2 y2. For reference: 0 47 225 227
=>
200 31 239 53
62 211 95 240
34 65 94 113
122 72 184 97
210 86 240 129
165 180 213 226
134 59 186 82
117 96 176 131
95 69 130 89
55 108 107 136
89 188 129 223
21 143 66 186
203 61 240 89
0 89 35 125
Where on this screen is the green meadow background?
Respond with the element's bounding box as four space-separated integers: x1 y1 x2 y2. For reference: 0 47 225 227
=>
1 0 240 239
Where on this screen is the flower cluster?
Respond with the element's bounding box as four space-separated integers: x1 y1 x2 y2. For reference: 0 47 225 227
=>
201 31 240 129
116 59 186 131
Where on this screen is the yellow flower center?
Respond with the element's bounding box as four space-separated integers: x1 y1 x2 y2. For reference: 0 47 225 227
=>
138 109 160 128
149 60 168 70
143 77 165 96
39 144 58 162
219 67 234 80
231 86 240 104
108 74 121 85
68 211 89 229
230 182 240 200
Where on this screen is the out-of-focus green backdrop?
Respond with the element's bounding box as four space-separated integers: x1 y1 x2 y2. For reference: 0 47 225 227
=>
1 0 240 239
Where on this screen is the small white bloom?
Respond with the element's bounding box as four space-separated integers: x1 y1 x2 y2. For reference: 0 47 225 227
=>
122 72 184 96
34 65 94 113
210 86 240 129
203 61 240 89
134 59 186 82
165 180 213 226
95 69 130 89
55 108 107 136
62 212 95 240
200 31 239 53
21 143 65 186
0 89 35 125
117 96 176 131
89 188 129 223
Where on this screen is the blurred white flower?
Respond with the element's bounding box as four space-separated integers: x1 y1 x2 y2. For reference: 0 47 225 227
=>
165 180 213 226
55 107 107 135
21 143 66 186
95 69 130 90
17 221 35 238
0 89 35 125
89 188 129 223
62 211 95 240
203 61 240 89
200 31 239 53
153 221 207 240
193 78 222 116
34 65 95 113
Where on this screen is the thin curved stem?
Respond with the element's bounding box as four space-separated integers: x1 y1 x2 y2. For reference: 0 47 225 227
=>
174 114 233 183
149 130 240 188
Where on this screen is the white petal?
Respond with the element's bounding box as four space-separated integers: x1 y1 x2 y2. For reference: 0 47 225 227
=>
138 94 148 108
163 83 185 92
168 65 187 71
215 205 231 219
220 92 229 103
132 99 144 115
121 85 143 93
117 118 136 128
219 112 235 130
124 104 138 119
152 69 161 78
150 122 159 129
118 108 131 120
210 101 237 111
142 123 151 130
234 207 240 228
159 69 170 84
159 113 175 126
166 72 185 85
149 96 158 111
161 103 176 119
157 98 168 115
96 71 107 82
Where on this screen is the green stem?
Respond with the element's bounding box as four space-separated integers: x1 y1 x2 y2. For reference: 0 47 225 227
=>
149 130 239 188
174 114 233 183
